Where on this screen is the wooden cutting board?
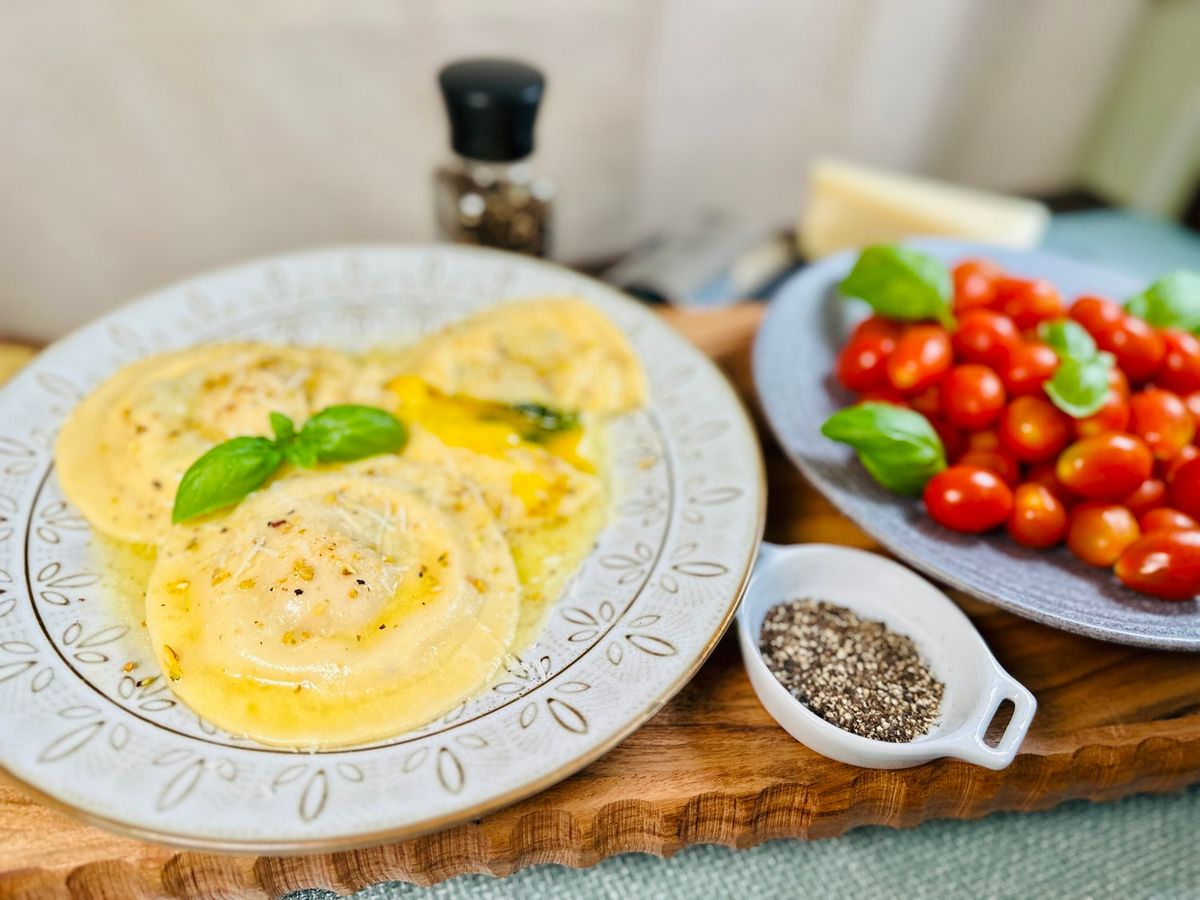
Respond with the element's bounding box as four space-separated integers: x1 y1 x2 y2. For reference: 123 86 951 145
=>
3 305 1200 900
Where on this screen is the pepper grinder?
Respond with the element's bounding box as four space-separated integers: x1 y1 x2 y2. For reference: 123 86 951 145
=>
434 58 554 257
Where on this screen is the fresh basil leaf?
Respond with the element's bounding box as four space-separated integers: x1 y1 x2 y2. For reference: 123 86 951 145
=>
172 437 283 523
1125 271 1200 332
283 438 318 469
839 245 954 329
511 402 580 435
1044 353 1114 418
1039 319 1097 361
269 411 296 443
821 402 946 495
298 405 408 462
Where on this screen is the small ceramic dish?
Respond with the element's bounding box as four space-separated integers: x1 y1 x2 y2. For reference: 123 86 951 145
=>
737 543 1035 770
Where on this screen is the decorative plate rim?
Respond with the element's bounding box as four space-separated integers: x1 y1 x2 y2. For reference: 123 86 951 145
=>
0 243 766 852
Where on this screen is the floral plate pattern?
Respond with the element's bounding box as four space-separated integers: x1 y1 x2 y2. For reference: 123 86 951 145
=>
0 245 764 850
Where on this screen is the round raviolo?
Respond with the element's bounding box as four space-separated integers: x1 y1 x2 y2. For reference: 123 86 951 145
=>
55 343 359 545
144 460 519 748
394 298 647 414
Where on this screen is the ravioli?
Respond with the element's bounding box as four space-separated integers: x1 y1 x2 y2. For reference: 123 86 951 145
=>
55 343 358 544
144 461 520 748
392 298 647 414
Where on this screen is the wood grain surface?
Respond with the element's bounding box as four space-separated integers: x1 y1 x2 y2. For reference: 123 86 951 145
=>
3 304 1200 900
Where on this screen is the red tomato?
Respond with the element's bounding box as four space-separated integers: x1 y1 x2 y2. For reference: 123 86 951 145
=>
1007 482 1068 548
930 416 965 463
857 386 907 406
1123 477 1167 518
1156 330 1200 395
958 448 1021 486
1068 295 1123 336
998 396 1071 463
1074 389 1131 438
1139 507 1199 534
1094 316 1165 383
850 315 902 343
923 465 1014 533
999 341 1058 397
887 325 952 394
1162 444 1200 483
1066 503 1140 567
1169 456 1200 520
994 278 1065 330
951 310 1020 368
1026 460 1075 506
1115 530 1200 600
908 384 942 418
952 259 1003 313
836 333 894 392
1128 388 1195 460
967 429 1000 451
1056 433 1154 501
941 364 1006 429
1109 366 1131 400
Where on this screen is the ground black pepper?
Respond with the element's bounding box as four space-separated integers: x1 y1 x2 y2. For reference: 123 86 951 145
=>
759 599 943 743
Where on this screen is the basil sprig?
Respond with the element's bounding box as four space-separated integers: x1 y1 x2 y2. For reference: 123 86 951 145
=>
821 403 946 495
172 405 407 523
839 245 954 329
1038 319 1113 418
1125 271 1200 332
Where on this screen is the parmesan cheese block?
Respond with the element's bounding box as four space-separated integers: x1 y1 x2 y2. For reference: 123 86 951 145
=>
799 158 1049 260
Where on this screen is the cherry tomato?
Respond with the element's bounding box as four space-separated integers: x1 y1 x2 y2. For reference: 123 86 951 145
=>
930 416 965 463
1066 503 1140 567
1109 367 1131 400
993 277 1065 330
1068 295 1123 336
1123 477 1167 518
1056 433 1154 501
1073 389 1130 438
998 396 1071 463
1026 460 1075 506
1094 316 1165 383
1128 388 1195 460
941 364 1006 429
1156 330 1200 395
1115 530 1200 600
923 465 1014 533
951 309 1020 368
958 448 1021 486
1007 482 1068 548
887 325 952 394
857 386 907 406
1139 507 1199 534
850 315 902 343
952 259 1003 313
967 429 1000 451
1169 455 1200 520
1162 444 1200 483
836 333 894 392
999 341 1058 397
908 384 942 418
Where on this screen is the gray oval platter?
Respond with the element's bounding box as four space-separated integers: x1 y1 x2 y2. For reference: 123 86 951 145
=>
754 237 1200 651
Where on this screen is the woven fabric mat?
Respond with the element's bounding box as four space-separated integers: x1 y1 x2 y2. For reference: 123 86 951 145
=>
284 784 1199 898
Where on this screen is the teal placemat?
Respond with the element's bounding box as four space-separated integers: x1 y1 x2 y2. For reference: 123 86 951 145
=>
283 783 1200 898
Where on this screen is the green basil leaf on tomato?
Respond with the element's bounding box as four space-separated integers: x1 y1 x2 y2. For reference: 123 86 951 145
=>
821 402 947 495
1125 271 1200 332
1039 319 1097 361
838 245 954 329
1044 352 1114 418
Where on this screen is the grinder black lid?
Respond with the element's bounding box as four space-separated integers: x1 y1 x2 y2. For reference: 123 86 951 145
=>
438 58 546 162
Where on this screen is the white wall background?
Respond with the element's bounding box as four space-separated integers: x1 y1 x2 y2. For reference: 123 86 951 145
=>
0 0 1144 341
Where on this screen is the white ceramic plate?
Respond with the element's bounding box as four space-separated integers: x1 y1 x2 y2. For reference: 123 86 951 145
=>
0 245 764 851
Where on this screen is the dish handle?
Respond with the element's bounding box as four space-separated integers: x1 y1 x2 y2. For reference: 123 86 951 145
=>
941 664 1037 770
